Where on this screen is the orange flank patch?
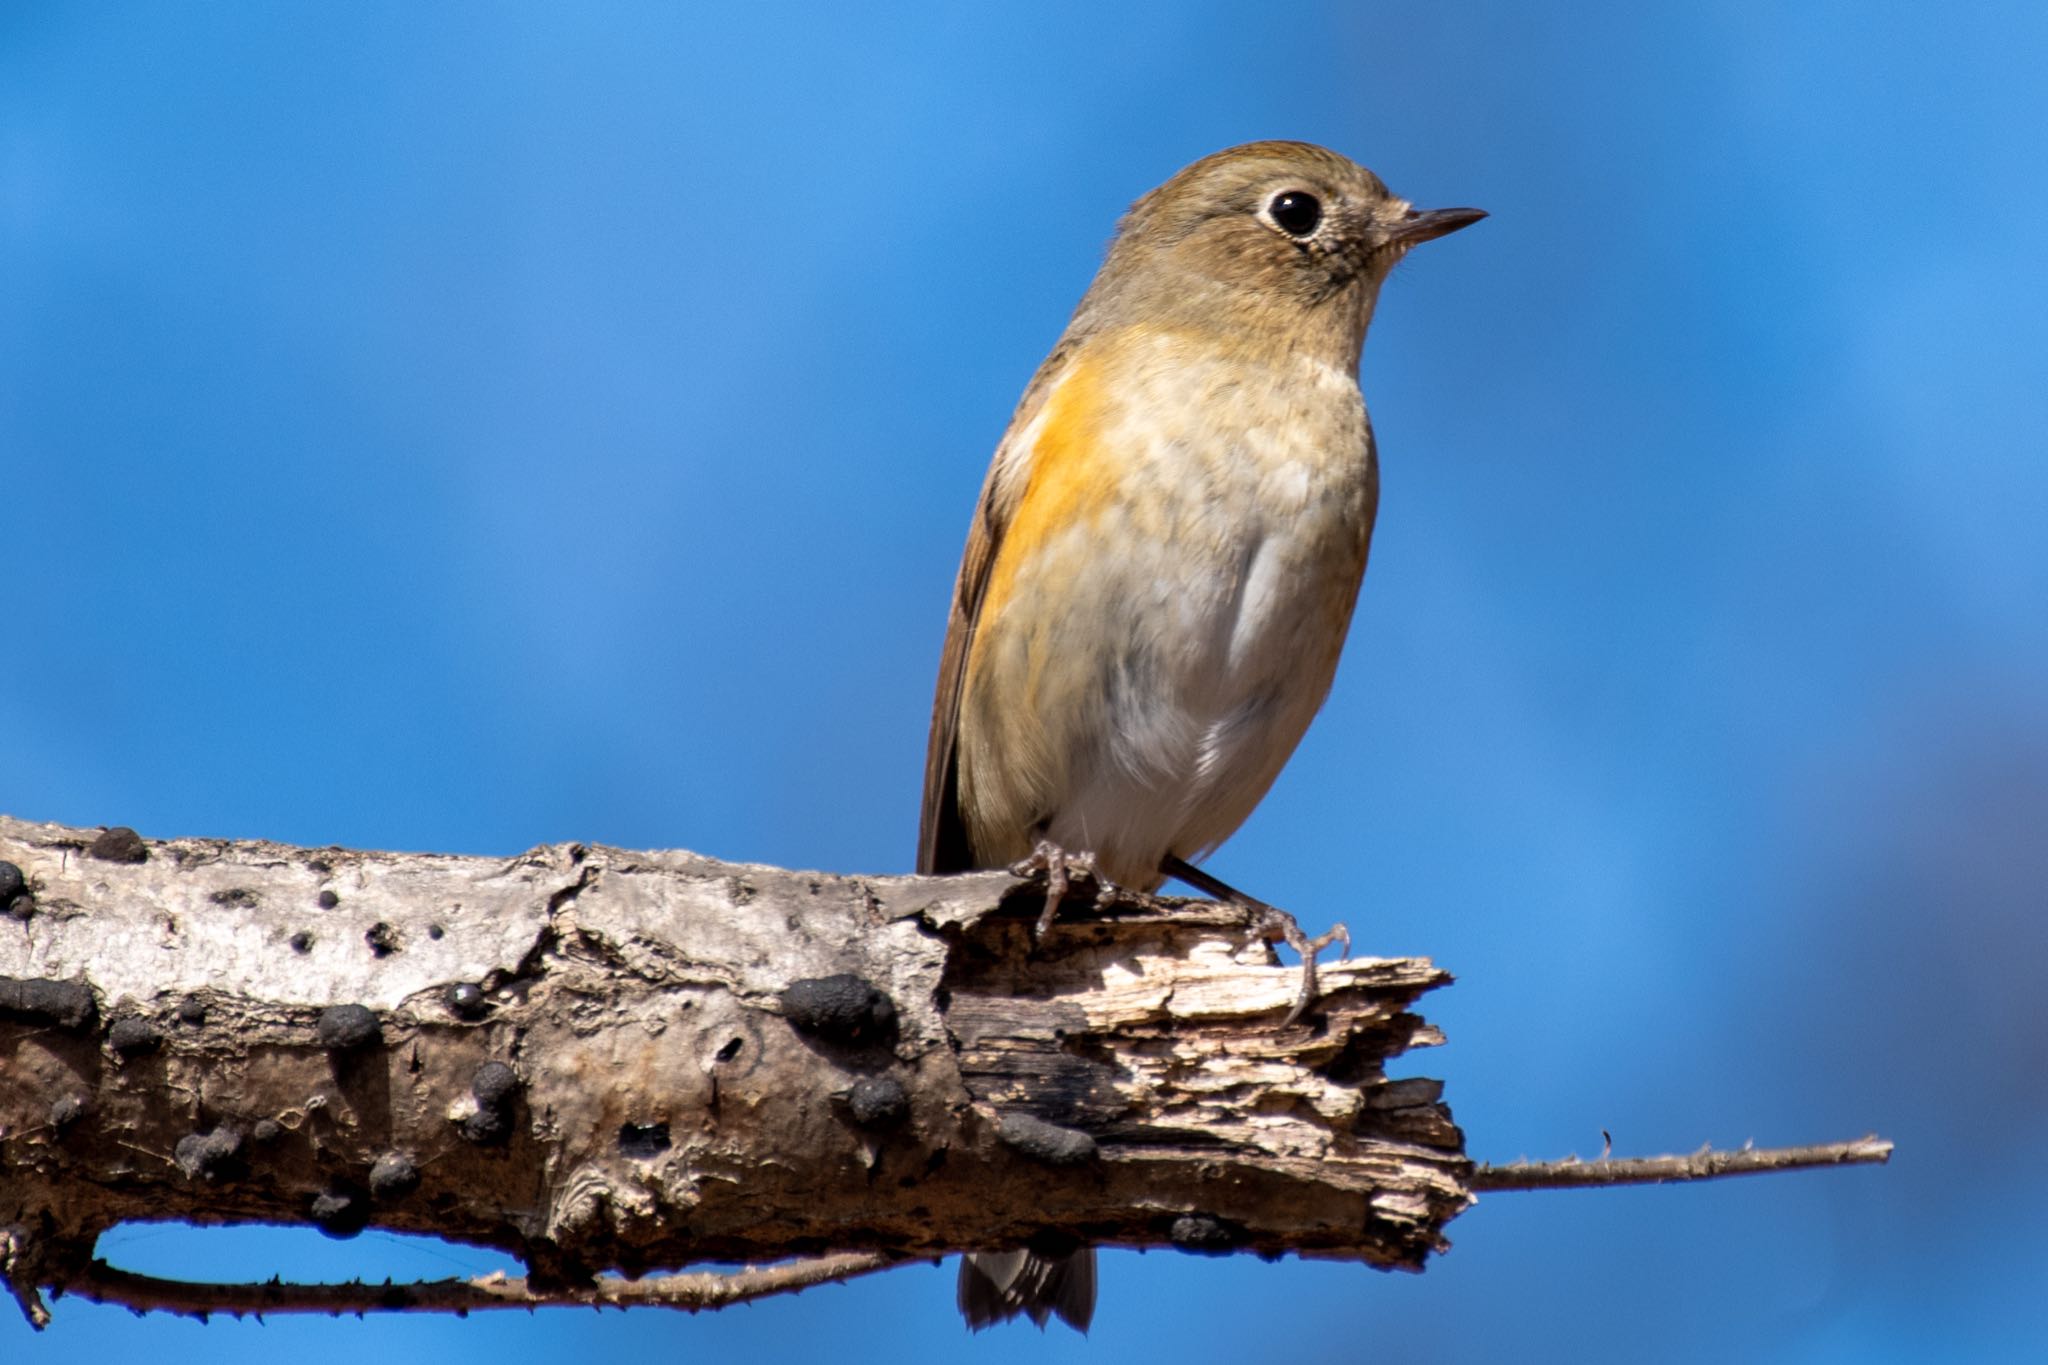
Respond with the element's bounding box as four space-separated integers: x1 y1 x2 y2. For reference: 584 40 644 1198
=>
969 351 1122 706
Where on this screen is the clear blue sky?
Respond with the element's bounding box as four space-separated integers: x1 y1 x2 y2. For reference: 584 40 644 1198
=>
5 4 2045 1362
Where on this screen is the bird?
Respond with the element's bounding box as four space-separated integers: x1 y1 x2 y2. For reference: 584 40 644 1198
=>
917 140 1483 1333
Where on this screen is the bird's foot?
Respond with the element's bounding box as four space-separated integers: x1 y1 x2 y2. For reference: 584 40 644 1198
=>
1009 841 1108 940
1158 854 1347 1026
1249 908 1351 1027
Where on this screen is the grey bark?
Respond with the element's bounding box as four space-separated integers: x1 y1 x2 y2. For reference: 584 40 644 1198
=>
0 815 1468 1318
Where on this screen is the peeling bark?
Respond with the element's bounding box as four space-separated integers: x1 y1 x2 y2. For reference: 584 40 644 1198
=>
0 815 1468 1314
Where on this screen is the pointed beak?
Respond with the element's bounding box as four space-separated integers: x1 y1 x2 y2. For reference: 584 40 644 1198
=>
1386 205 1487 247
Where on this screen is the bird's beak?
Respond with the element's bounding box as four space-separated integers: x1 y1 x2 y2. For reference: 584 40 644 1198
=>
1386 206 1487 246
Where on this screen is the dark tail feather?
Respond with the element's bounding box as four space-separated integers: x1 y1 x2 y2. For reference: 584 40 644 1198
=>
956 1248 1097 1333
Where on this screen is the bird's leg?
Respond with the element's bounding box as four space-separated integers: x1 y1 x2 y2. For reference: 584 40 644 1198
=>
1009 839 1106 940
1159 854 1349 1026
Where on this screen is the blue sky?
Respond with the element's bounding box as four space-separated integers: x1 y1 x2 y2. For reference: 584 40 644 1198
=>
5 4 2046 1362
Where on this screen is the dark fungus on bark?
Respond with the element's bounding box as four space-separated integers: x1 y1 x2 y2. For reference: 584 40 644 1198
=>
443 982 489 1020
997 1113 1098 1165
462 1061 521 1146
86 826 149 863
107 1016 162 1058
0 976 98 1032
316 889 340 909
176 996 208 1026
1168 1212 1249 1255
289 930 314 954
49 1095 88 1131
846 1075 911 1129
779 973 898 1045
460 1107 513 1145
367 1152 421 1201
364 922 400 957
174 1125 245 1182
471 1061 519 1108
0 861 31 921
310 1183 369 1238
316 1003 382 1052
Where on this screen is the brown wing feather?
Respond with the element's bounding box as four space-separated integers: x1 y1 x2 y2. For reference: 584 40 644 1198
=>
917 339 1079 874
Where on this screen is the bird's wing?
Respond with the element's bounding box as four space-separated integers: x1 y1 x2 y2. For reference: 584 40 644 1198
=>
917 339 1082 874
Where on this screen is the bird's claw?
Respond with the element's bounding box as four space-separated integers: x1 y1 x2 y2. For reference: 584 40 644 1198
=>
1250 909 1350 1027
1009 841 1107 940
1157 855 1347 1028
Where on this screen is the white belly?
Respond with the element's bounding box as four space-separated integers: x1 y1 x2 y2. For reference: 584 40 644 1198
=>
1039 483 1371 886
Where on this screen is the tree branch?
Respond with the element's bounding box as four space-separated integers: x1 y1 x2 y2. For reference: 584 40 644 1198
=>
1471 1136 1893 1191
0 814 1890 1328
0 815 1465 1320
58 1250 901 1320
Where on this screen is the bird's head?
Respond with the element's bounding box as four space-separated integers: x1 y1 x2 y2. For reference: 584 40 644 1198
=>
1080 141 1484 365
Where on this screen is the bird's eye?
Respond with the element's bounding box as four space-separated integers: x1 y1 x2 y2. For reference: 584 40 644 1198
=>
1266 190 1323 239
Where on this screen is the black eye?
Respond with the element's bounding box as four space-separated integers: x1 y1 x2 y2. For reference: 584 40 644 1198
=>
1267 190 1322 239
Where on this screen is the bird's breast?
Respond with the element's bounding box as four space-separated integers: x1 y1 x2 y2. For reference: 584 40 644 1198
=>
958 328 1379 883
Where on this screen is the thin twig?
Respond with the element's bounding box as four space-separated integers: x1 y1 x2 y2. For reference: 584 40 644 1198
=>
51 1251 899 1323
1471 1135 1893 1191
25 1139 1900 1325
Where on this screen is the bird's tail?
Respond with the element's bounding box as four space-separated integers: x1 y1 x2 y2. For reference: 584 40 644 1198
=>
956 1247 1097 1333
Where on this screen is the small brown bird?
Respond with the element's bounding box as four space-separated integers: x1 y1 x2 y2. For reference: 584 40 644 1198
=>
919 141 1482 1332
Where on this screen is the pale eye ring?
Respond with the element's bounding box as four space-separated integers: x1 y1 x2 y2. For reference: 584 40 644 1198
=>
1265 189 1323 239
